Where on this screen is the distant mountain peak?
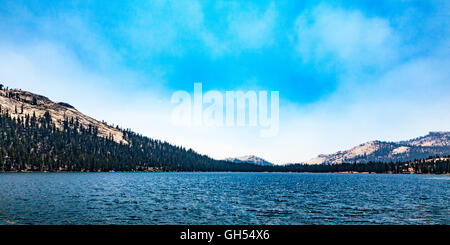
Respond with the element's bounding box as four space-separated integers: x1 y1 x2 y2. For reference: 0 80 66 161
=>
225 155 274 166
306 132 450 165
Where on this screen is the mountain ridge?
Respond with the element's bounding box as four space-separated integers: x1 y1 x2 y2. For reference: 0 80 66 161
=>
225 155 275 166
1 85 449 169
0 88 127 144
306 131 450 164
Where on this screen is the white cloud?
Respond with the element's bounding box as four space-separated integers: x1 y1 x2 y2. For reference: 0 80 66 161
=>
1 21 448 164
277 55 450 163
274 4 450 163
227 2 278 49
293 5 398 69
124 1 279 57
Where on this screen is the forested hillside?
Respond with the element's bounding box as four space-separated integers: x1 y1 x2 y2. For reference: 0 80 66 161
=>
0 110 264 172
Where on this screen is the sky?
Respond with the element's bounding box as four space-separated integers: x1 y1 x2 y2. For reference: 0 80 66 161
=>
0 0 449 164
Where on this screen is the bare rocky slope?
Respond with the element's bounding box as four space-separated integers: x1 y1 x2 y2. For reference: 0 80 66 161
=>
306 132 450 164
225 155 274 166
0 89 127 144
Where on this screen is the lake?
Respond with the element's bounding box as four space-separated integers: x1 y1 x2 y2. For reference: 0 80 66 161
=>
0 172 448 225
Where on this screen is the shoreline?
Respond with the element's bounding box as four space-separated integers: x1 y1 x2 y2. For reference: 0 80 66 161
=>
1 171 449 175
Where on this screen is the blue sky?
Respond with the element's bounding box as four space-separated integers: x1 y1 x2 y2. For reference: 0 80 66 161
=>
1 0 449 163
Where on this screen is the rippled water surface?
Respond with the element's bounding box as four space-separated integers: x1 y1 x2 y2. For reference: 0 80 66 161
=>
0 173 448 225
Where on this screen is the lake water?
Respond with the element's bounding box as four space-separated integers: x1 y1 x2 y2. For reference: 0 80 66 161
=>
0 172 448 225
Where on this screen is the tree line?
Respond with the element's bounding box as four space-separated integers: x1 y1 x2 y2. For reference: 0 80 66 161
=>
272 158 450 174
0 109 264 172
0 109 448 174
